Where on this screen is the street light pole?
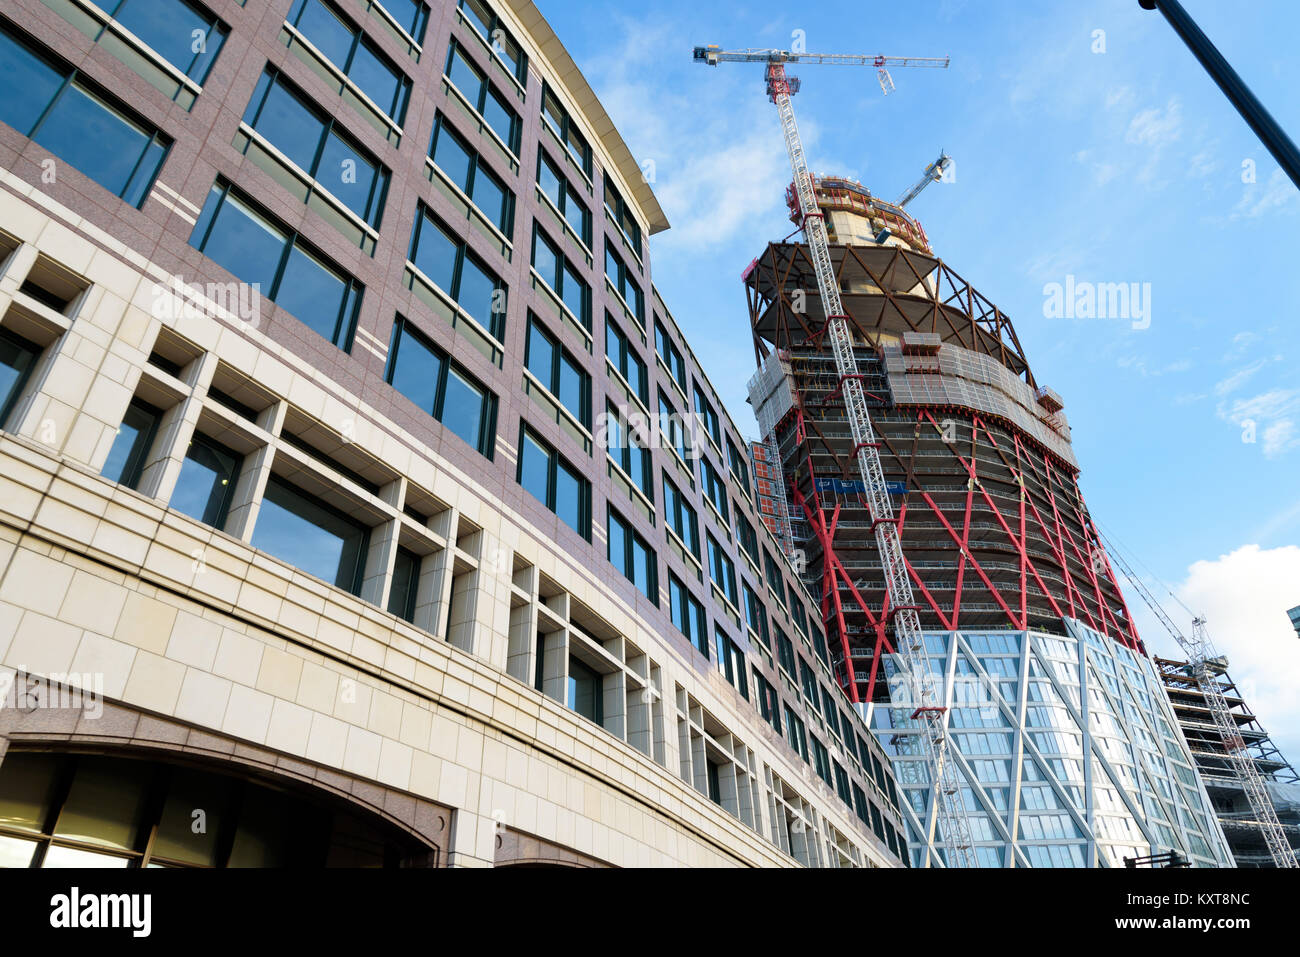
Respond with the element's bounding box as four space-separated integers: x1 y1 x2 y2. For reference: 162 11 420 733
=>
1138 0 1300 191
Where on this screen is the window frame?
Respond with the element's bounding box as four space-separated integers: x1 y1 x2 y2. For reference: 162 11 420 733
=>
385 314 498 458
430 111 515 235
190 180 364 351
516 422 591 541
409 201 508 340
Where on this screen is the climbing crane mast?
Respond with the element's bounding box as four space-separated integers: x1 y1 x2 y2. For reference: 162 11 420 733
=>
694 45 976 868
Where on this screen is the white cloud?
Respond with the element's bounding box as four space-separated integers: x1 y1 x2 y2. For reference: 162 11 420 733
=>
1155 545 1300 764
578 19 793 252
1125 98 1182 147
1263 419 1300 457
1217 387 1300 459
1118 354 1191 377
1213 358 1270 396
1232 167 1299 219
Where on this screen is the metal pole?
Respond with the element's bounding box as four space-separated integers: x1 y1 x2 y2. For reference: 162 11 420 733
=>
1138 0 1300 190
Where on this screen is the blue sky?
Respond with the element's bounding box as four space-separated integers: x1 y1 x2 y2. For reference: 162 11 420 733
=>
540 0 1300 759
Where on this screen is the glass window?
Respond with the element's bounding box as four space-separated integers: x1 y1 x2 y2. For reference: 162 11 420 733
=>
567 657 602 724
457 0 526 84
658 393 691 463
604 242 643 326
519 430 550 506
386 317 443 415
286 0 411 124
605 402 651 501
714 629 748 700
190 182 362 350
669 573 708 657
0 25 169 208
784 705 807 761
387 547 420 622
736 512 760 565
537 149 591 246
531 223 590 331
694 385 721 448
727 437 751 497
430 113 512 234
707 533 737 607
243 70 388 228
104 0 228 83
700 455 730 524
662 474 699 558
444 40 519 154
654 318 689 396
608 508 656 603
755 672 781 732
380 0 428 44
171 433 239 528
251 475 369 594
101 399 160 490
441 366 490 452
0 329 38 428
540 83 591 176
526 316 589 428
742 581 769 648
776 627 797 676
605 316 648 406
1 750 427 867
409 204 507 339
603 177 642 259
517 425 589 540
385 316 495 458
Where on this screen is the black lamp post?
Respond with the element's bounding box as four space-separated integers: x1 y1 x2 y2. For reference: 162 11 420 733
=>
1138 0 1300 191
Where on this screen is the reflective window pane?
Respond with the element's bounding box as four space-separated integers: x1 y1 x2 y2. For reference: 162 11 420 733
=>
387 547 420 622
114 0 226 82
192 189 285 293
53 757 148 851
440 366 485 451
411 211 457 291
292 0 354 68
318 131 380 222
432 123 472 192
0 28 64 134
554 461 582 535
34 84 156 198
456 252 499 332
251 477 368 593
0 330 38 426
101 400 159 489
388 321 442 414
252 77 326 173
519 432 550 507
171 434 239 528
470 166 507 231
349 39 400 116
274 245 348 344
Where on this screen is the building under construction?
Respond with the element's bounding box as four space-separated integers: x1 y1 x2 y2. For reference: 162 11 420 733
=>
746 175 1233 867
1157 655 1300 867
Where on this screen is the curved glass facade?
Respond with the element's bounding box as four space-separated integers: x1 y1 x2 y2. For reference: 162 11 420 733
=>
870 619 1234 867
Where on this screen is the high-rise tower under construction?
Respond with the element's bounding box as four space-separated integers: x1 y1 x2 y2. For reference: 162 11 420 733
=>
747 175 1234 867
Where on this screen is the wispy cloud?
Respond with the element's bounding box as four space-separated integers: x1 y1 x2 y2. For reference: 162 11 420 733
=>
1125 98 1182 147
1213 358 1270 396
1232 167 1299 219
1217 387 1300 458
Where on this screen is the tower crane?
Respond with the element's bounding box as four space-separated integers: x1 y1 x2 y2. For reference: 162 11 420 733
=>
693 44 976 868
896 151 952 209
1101 535 1296 867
